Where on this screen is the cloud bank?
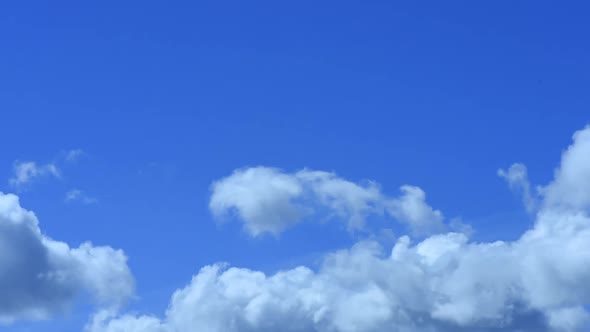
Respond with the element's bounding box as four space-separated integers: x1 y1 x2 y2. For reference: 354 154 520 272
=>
86 125 590 332
0 192 133 324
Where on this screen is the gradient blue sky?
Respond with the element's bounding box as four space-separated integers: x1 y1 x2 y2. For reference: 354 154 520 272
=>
1 2 589 331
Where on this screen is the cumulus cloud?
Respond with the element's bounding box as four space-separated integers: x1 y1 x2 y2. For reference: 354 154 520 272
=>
65 189 98 204
541 126 590 211
209 167 308 236
210 168 446 237
8 161 60 189
0 192 133 324
386 186 446 236
86 125 590 332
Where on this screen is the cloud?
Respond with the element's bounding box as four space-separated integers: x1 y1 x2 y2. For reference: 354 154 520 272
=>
64 149 85 162
541 126 590 212
86 125 590 332
209 167 307 236
8 161 61 190
7 149 87 190
498 163 538 214
0 192 133 324
210 168 446 237
386 185 446 236
65 189 98 205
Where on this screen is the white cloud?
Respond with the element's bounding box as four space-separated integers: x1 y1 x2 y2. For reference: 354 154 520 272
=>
65 189 98 205
210 167 307 236
541 126 590 212
86 125 590 332
210 168 446 237
294 170 384 231
0 192 133 324
8 149 86 190
386 185 446 236
498 163 538 214
8 161 61 189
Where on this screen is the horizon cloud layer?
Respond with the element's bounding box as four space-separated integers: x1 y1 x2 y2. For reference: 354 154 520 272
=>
86 126 590 332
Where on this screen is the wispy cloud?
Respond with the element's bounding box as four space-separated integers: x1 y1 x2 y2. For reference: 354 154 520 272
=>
64 149 85 162
498 163 538 214
8 161 61 190
7 149 87 191
65 189 98 205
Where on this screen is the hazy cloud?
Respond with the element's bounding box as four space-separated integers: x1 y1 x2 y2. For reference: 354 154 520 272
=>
65 189 98 205
8 161 61 190
64 149 85 162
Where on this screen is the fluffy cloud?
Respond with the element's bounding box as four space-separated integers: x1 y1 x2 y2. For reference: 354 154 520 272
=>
209 167 307 236
0 192 133 324
88 126 590 332
210 168 446 236
541 126 590 211
385 186 446 236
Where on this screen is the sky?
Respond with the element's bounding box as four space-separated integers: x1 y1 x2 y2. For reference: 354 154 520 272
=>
1 1 590 332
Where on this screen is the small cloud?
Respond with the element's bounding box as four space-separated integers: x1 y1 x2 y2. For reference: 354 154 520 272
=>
65 189 98 205
64 149 85 162
498 163 538 214
9 161 61 190
7 149 87 192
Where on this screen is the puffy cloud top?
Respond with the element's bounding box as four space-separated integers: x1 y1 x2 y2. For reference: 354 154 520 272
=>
87 126 590 332
542 126 590 211
0 192 134 324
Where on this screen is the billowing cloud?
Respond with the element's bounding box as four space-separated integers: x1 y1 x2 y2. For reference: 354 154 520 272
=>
209 167 307 236
8 161 60 189
87 125 590 332
541 127 590 212
0 192 133 324
385 185 446 236
210 168 446 236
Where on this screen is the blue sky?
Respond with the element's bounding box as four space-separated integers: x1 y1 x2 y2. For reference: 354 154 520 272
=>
1 2 590 332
